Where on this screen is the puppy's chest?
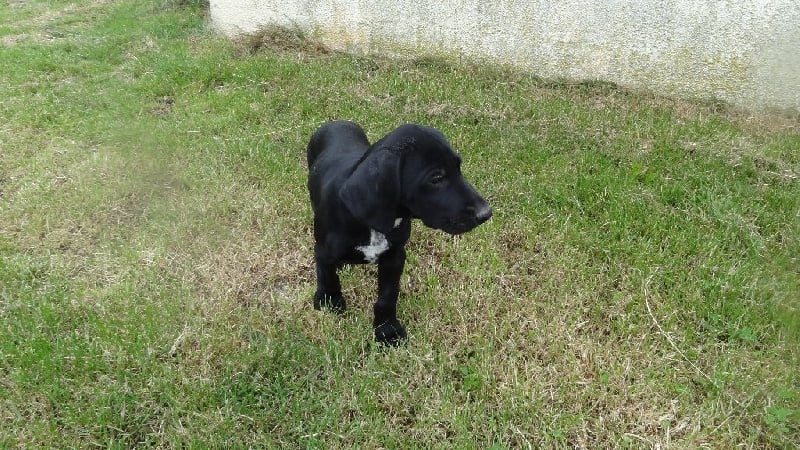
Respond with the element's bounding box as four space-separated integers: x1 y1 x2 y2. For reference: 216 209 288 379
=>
354 218 404 263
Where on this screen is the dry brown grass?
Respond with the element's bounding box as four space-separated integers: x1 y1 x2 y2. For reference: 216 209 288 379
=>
232 25 330 56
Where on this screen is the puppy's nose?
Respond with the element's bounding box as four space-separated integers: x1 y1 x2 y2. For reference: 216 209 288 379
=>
474 203 492 224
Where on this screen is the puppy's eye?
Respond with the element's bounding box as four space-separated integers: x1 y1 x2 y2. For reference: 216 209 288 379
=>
429 172 446 185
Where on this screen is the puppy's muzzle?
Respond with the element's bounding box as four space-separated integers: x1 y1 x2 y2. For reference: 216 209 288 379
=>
444 201 492 235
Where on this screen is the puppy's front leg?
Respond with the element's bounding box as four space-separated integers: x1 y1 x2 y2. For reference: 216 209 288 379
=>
374 247 407 346
313 246 346 314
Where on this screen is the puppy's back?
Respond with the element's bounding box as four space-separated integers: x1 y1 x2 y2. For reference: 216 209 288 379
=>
306 121 370 169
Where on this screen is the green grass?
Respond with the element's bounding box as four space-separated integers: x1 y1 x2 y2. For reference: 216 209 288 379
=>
1 0 799 447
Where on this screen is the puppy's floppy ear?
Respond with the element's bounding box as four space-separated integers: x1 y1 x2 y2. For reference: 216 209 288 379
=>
339 146 401 234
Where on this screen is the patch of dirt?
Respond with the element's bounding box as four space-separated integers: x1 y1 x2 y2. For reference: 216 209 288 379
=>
2 35 26 47
151 96 174 116
178 218 315 310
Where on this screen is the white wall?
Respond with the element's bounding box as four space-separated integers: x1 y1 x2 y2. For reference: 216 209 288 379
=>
210 0 800 111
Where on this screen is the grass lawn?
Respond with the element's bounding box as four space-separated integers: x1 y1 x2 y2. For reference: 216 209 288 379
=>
1 0 798 447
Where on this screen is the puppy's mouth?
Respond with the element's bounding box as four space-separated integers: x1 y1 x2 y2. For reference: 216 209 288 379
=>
438 206 492 235
440 221 480 235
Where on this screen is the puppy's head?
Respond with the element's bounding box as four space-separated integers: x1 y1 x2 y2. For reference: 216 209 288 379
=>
339 124 491 235
399 125 491 235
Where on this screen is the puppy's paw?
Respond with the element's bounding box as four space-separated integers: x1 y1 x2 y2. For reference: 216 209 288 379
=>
374 319 407 347
313 291 346 315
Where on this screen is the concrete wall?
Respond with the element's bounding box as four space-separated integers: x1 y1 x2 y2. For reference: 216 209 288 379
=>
210 1 800 112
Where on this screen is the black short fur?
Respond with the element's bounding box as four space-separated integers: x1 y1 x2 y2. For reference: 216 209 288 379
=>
307 121 491 345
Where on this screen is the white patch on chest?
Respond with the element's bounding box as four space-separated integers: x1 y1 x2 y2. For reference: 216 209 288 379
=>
356 229 390 263
393 217 403 228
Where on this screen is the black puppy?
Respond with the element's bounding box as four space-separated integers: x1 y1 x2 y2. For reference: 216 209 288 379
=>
307 121 491 345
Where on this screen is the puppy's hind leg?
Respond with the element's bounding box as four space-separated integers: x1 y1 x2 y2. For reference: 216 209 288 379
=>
313 250 346 314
